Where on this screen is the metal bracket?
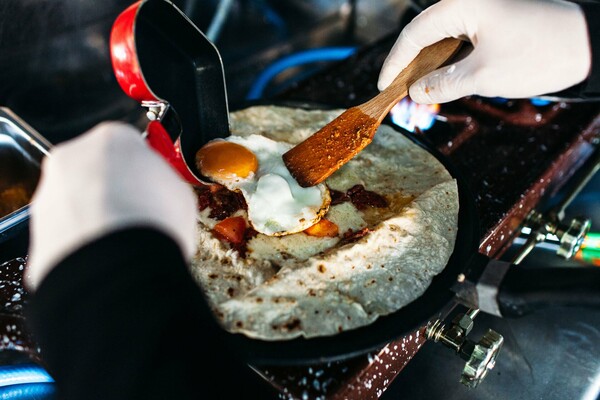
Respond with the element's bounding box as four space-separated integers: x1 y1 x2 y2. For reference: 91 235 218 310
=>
475 260 511 317
141 100 169 122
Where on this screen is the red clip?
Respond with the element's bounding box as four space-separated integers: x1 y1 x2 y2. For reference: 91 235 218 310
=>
146 120 204 186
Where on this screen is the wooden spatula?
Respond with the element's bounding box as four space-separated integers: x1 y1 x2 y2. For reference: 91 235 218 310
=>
283 37 462 187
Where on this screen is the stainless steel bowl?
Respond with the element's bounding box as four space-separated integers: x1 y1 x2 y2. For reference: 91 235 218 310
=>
0 108 51 239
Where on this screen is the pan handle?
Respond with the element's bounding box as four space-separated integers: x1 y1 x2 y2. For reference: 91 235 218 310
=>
497 266 600 318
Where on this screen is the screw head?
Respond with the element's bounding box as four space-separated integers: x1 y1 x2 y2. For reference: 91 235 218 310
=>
146 110 158 121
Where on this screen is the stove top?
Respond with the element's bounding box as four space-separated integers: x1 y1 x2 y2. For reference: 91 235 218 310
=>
251 30 600 399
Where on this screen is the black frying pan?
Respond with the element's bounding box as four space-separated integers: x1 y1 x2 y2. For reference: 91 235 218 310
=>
221 100 480 365
223 101 600 366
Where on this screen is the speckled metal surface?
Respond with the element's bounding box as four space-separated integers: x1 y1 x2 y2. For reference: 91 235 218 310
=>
0 258 39 361
255 329 427 399
434 98 600 257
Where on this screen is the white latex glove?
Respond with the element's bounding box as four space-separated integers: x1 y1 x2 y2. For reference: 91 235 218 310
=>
378 0 592 103
26 121 198 291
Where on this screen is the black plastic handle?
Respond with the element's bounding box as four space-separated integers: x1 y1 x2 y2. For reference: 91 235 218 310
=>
135 0 230 178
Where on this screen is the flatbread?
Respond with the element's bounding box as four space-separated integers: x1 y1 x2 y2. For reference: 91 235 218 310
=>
189 105 459 340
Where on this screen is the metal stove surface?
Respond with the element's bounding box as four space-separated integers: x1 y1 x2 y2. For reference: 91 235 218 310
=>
383 172 600 400
384 306 600 400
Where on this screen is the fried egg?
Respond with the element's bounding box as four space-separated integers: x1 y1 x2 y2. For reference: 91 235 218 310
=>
195 134 330 236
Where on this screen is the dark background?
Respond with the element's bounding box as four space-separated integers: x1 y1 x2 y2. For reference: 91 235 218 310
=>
0 0 407 144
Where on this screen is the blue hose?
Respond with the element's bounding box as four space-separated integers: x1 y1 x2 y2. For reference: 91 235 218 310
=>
0 364 53 388
246 47 357 100
0 383 55 399
206 0 235 42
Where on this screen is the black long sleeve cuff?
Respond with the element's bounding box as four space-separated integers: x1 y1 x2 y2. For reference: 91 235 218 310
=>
578 0 600 96
26 228 278 400
552 0 600 100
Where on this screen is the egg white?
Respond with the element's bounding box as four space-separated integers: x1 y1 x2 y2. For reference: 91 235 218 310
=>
205 134 330 236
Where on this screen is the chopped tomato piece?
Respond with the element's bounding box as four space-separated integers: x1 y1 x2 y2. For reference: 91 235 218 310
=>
304 218 339 238
212 216 247 244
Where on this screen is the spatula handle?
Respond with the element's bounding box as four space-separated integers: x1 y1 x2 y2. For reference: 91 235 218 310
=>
363 37 462 117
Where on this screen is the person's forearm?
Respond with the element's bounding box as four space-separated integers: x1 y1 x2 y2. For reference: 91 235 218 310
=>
26 228 278 399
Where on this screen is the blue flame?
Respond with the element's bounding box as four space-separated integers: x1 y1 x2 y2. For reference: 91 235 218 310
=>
390 98 438 132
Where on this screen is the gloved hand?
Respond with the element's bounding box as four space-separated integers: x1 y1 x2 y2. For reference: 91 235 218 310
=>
26 122 198 291
378 0 592 103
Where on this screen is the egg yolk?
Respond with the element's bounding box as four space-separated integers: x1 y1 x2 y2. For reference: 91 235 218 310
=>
196 141 258 181
304 218 339 237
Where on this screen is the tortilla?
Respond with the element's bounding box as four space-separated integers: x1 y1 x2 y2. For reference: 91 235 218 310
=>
189 105 459 340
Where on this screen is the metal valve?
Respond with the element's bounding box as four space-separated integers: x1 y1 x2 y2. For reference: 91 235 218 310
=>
515 142 600 264
555 217 591 259
513 143 599 264
460 329 504 387
426 309 504 388
515 211 591 264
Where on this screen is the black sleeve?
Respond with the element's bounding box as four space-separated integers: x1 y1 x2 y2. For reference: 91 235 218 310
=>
579 0 600 96
25 228 279 400
551 0 600 100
